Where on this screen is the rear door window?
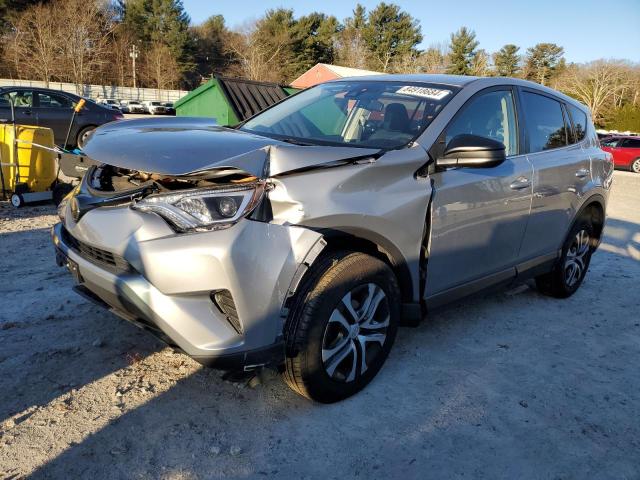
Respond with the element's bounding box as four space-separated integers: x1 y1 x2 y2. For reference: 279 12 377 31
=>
600 138 619 147
621 138 640 149
567 104 588 143
522 91 569 153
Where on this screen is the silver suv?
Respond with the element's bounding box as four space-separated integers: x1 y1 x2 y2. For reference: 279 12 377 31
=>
52 75 613 402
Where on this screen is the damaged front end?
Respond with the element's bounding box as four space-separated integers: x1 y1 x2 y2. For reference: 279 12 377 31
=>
53 160 327 370
62 164 271 231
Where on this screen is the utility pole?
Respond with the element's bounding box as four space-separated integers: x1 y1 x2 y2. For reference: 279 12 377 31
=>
129 44 139 88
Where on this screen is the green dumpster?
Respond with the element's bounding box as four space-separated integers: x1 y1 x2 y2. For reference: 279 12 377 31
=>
175 76 300 125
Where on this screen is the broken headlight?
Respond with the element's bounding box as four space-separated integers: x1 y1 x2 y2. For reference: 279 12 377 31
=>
131 182 265 232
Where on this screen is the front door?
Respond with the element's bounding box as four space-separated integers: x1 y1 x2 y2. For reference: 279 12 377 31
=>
425 87 533 297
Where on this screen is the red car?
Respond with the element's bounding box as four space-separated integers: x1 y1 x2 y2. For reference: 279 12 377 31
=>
600 136 640 173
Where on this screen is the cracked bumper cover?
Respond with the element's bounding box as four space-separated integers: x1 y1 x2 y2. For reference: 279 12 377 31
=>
51 205 324 369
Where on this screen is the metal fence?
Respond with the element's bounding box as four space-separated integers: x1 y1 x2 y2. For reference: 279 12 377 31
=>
0 78 188 103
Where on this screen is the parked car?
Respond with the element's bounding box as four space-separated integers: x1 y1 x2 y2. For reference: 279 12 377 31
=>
164 102 176 115
97 98 122 111
0 86 123 148
142 100 167 115
600 135 640 172
119 100 145 114
53 75 613 402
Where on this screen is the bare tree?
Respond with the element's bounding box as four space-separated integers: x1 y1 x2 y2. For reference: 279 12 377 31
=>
470 49 491 77
56 0 115 92
141 41 181 95
225 24 288 82
6 3 60 86
558 60 632 124
417 43 449 74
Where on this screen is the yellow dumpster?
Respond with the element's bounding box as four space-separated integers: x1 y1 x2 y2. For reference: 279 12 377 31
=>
0 124 57 206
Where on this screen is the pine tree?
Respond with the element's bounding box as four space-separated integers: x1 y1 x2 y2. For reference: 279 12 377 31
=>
493 44 520 77
362 3 422 72
121 0 195 77
447 27 479 75
289 13 339 77
524 43 564 85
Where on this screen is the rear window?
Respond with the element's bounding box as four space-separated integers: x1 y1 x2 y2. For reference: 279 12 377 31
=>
522 91 569 153
567 104 588 142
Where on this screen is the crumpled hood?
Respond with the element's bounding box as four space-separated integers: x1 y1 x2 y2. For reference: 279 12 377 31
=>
82 117 381 177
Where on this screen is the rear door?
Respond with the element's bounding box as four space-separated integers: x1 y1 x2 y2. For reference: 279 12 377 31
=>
424 86 533 297
0 89 37 126
35 91 75 145
517 89 591 260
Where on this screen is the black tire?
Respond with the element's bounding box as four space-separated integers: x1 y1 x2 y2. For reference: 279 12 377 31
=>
283 251 400 403
76 126 96 149
535 218 595 298
52 182 74 206
631 158 640 174
10 193 24 208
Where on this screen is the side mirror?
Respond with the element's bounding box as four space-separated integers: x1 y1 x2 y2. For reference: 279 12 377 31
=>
438 134 506 168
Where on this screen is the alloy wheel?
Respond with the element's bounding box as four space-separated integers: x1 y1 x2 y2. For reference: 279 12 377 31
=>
564 229 590 287
632 159 640 174
321 283 390 383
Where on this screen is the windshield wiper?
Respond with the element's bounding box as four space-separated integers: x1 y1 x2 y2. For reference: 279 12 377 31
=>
277 137 314 146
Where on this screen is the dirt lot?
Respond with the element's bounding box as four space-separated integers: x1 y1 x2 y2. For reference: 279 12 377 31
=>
0 171 638 479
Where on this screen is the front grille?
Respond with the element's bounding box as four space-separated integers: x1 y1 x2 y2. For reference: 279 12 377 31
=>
61 226 132 274
211 290 242 334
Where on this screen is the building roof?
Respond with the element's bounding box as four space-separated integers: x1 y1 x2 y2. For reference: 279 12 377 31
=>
319 64 382 78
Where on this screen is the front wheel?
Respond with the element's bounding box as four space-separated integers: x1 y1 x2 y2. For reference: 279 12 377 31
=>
284 251 400 403
535 218 594 298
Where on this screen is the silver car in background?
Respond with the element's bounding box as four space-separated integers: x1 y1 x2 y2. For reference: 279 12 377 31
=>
52 75 613 402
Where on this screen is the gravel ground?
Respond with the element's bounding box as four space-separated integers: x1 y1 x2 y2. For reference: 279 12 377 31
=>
0 171 638 480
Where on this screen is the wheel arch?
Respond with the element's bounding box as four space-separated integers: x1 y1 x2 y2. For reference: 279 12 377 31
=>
318 229 416 305
575 194 606 243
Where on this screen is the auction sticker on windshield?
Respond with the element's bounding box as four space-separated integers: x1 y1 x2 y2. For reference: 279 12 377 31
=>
396 86 451 100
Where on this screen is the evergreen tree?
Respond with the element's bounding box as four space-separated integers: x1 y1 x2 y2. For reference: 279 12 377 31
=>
191 15 234 83
447 27 479 75
289 13 339 77
121 0 195 77
362 3 422 72
335 4 369 69
524 43 564 85
493 44 520 77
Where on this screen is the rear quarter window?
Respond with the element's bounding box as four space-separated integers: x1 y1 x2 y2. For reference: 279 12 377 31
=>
522 91 569 153
567 104 588 142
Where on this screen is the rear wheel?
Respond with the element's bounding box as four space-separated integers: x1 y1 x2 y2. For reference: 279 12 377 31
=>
631 158 640 173
284 251 400 403
535 218 594 298
76 126 96 149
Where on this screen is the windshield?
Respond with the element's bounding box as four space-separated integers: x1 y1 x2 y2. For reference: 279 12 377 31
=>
240 81 459 149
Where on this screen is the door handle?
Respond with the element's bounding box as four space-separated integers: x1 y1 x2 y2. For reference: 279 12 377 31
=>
575 168 590 179
509 176 531 190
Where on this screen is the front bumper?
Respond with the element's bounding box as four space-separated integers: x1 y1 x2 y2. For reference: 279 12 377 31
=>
52 206 324 369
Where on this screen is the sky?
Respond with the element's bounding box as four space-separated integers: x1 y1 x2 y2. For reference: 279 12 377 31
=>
181 0 640 63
